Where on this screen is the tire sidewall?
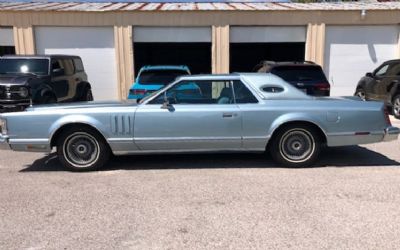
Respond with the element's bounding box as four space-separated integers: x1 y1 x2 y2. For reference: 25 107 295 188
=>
393 95 400 119
269 125 321 168
57 127 110 171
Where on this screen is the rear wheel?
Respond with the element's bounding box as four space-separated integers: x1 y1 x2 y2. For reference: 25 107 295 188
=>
43 94 57 104
57 127 110 171
269 125 321 168
80 87 93 101
393 94 400 119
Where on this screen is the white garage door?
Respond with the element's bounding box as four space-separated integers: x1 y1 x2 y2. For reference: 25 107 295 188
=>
133 27 211 42
325 26 399 96
0 27 14 46
35 27 118 100
230 26 306 43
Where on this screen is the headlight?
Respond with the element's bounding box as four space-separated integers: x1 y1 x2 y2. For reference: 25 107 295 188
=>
0 118 7 135
18 87 29 98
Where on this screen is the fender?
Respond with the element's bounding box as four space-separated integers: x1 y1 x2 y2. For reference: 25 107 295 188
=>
267 112 329 141
48 114 109 145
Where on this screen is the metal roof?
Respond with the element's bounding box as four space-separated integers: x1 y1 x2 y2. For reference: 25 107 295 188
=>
0 1 399 11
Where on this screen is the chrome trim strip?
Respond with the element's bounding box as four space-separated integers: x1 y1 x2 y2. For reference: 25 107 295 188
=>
326 131 383 136
113 148 263 155
134 137 240 141
9 138 49 144
107 138 133 142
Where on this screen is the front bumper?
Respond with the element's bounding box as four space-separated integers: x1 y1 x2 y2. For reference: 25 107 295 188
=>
0 100 30 112
0 133 10 150
383 126 400 141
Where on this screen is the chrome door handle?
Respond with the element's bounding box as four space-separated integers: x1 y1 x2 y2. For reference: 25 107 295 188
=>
222 113 235 118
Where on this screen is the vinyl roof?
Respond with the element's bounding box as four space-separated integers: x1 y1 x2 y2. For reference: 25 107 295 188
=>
0 1 399 11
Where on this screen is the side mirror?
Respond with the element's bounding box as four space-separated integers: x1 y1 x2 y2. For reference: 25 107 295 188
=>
161 97 175 111
52 68 65 77
366 72 373 77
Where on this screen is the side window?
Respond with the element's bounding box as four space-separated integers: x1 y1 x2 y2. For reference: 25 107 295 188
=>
375 64 390 77
73 58 84 72
233 81 258 104
51 59 73 76
387 63 400 76
149 80 234 105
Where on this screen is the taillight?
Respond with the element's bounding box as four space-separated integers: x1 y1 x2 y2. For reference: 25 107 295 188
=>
315 83 330 91
384 107 392 126
130 89 147 95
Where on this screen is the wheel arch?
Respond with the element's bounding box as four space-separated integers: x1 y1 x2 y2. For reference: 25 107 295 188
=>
266 119 328 150
49 116 109 148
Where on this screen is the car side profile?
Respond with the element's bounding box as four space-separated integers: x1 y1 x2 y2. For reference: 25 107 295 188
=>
0 55 93 112
254 61 330 96
127 65 191 100
0 73 398 171
354 59 400 119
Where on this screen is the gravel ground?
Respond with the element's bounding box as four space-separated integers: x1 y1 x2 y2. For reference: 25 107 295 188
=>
0 118 399 250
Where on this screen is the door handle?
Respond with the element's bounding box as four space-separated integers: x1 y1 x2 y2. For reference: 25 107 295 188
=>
222 113 236 118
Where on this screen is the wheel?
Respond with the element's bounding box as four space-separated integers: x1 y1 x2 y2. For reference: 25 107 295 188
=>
43 94 57 104
57 127 110 171
81 87 93 101
269 125 321 168
393 94 400 119
355 88 366 101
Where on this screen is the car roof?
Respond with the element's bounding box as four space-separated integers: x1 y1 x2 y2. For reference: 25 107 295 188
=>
1 54 81 59
140 65 190 71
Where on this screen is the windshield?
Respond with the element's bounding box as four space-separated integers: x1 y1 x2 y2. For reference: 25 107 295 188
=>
0 58 49 76
271 66 328 82
138 69 188 85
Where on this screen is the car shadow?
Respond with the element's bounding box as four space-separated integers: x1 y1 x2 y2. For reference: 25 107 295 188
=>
20 145 400 172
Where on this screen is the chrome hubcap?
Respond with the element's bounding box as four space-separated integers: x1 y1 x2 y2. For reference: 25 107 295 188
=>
63 132 99 168
279 129 315 163
356 91 366 101
394 97 400 116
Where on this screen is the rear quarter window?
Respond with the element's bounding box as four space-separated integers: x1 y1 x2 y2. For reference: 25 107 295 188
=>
73 58 84 72
271 66 328 82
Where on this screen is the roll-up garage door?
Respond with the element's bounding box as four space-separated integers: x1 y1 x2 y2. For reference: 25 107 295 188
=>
230 26 306 72
133 27 212 75
325 25 399 96
0 27 15 56
35 27 118 100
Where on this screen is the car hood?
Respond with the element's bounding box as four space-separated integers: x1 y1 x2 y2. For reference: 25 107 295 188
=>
0 74 36 85
25 100 138 112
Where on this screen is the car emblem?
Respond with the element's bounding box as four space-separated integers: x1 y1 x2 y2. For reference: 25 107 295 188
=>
296 83 305 87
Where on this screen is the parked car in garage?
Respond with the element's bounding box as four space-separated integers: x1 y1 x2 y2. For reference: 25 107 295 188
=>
254 61 330 96
0 73 398 171
354 59 400 119
0 55 93 112
128 65 191 100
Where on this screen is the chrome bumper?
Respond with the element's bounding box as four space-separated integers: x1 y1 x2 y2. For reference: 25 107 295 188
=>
0 133 10 150
383 126 400 142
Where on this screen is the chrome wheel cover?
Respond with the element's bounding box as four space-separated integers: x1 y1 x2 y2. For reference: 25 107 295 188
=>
279 128 315 163
63 132 100 168
356 90 366 101
394 97 400 117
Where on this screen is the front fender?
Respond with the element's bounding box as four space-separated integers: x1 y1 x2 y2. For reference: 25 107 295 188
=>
48 114 109 143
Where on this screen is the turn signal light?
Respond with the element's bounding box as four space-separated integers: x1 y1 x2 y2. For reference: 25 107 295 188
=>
384 107 392 126
130 89 147 95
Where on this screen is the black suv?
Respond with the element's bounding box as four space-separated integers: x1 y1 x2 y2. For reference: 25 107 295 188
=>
0 55 93 112
354 59 400 119
254 61 330 96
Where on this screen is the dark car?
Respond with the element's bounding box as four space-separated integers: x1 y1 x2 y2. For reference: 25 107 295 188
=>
354 59 400 119
0 55 93 112
254 61 330 96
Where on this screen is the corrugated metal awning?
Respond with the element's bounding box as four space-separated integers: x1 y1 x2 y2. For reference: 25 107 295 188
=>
0 1 399 12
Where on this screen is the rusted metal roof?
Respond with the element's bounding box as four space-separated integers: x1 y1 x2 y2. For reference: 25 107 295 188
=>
0 1 399 12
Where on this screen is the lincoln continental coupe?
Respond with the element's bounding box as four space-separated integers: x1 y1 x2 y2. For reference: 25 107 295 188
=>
0 73 398 171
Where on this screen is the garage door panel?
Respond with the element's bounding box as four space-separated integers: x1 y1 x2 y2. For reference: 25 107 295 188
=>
35 27 118 100
325 26 399 96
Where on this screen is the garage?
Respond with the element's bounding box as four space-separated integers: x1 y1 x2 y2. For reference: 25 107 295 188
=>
0 27 15 56
133 27 212 75
230 26 306 72
324 26 399 96
35 27 118 100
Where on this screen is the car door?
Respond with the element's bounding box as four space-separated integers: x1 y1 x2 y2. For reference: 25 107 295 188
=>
380 63 400 104
134 79 242 151
366 63 390 101
50 58 73 101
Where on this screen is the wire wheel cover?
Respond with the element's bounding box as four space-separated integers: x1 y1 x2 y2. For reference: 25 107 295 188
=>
63 132 100 168
279 129 315 163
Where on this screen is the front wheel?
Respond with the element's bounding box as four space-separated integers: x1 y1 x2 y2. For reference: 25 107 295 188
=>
269 125 321 168
57 127 110 171
393 94 400 119
355 88 366 101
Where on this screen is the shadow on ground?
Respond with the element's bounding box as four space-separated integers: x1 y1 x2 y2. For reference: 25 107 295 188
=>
20 145 400 172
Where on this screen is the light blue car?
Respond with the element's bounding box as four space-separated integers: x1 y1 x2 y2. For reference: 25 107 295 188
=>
128 65 191 100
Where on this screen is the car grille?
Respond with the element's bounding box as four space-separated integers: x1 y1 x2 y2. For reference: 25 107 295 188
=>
0 85 29 100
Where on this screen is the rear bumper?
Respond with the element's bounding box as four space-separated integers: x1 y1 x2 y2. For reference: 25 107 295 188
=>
383 126 400 142
0 133 10 150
